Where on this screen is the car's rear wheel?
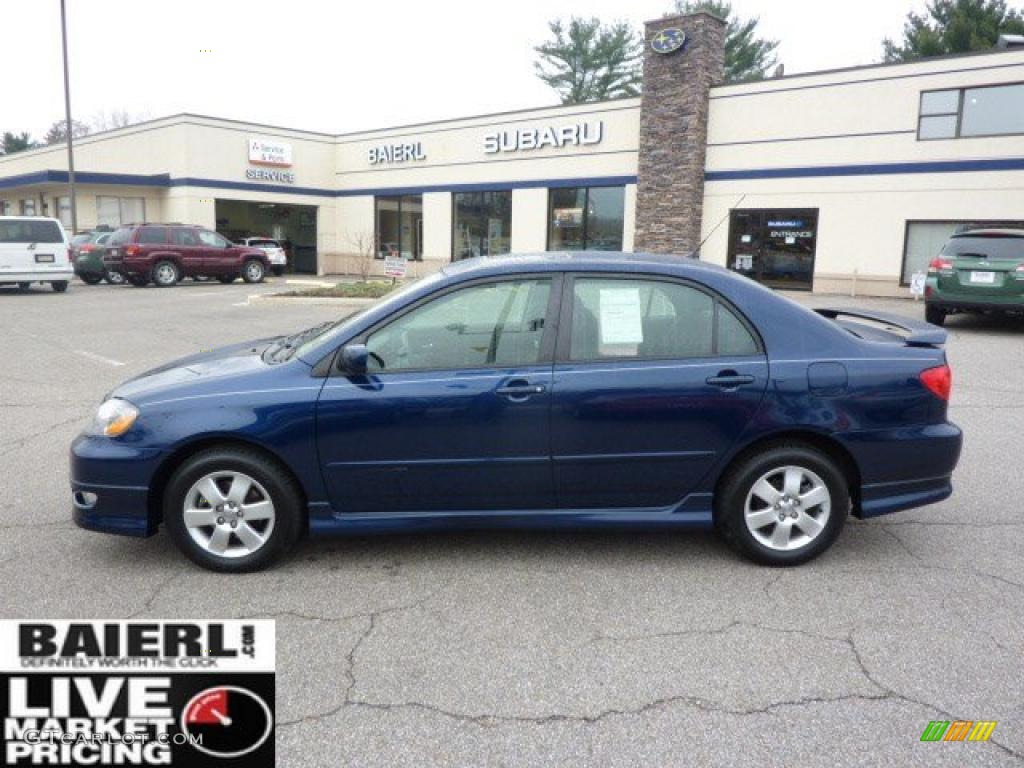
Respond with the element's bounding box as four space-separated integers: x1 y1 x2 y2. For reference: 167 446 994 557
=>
80 273 103 285
716 444 848 566
925 304 947 326
242 259 265 284
217 275 236 284
51 281 69 293
164 448 303 572
152 260 180 288
105 270 126 285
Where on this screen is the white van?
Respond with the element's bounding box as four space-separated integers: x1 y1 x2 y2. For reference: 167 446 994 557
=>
0 216 74 292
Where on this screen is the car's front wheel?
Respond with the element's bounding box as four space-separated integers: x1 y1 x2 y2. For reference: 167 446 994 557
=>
242 259 265 283
217 274 236 284
127 275 149 287
716 444 848 566
51 281 69 293
80 273 103 285
925 304 947 326
105 270 126 285
164 448 303 572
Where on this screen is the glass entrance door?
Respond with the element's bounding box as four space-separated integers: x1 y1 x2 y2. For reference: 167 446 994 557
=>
728 210 818 291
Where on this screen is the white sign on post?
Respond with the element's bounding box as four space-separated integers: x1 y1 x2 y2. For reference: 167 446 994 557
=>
384 256 407 278
599 288 644 345
910 270 926 299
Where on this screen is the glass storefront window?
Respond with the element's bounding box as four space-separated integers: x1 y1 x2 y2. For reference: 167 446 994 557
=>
376 195 423 260
453 191 512 260
548 185 625 251
727 209 818 291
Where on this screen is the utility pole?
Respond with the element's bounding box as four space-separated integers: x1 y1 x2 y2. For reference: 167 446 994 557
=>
59 0 77 233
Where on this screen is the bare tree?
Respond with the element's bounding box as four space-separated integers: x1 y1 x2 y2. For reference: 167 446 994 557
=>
90 109 148 132
347 231 378 281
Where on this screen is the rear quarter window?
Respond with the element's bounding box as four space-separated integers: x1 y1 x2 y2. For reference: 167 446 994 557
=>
137 226 167 244
108 228 132 245
0 220 64 244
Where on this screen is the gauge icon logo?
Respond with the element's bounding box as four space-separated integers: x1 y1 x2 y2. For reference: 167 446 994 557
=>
182 685 273 759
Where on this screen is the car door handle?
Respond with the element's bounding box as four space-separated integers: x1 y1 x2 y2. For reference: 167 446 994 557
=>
496 381 547 399
706 372 756 388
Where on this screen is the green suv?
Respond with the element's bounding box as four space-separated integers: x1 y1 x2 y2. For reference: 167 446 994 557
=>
925 229 1024 326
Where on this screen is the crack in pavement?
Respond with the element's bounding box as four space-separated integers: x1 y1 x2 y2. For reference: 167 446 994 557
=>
278 618 1024 761
124 568 188 619
0 415 85 459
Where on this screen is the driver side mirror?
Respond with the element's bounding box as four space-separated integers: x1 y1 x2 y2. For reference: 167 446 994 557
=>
340 343 368 374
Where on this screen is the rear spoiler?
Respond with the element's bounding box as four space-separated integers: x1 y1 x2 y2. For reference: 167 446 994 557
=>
814 307 947 347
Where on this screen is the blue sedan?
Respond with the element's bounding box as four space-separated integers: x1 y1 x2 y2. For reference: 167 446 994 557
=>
71 254 962 571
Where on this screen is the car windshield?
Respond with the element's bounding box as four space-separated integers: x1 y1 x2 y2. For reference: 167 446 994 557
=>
0 220 63 244
942 235 1024 260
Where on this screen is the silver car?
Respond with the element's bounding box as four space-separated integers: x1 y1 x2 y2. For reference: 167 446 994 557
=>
238 237 287 276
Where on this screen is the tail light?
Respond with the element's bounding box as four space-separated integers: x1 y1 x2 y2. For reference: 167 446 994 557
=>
67 247 73 263
920 364 952 401
1014 263 1024 280
927 257 953 275
125 245 140 257
80 244 95 253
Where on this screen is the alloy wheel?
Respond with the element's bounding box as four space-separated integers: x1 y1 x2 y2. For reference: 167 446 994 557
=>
743 465 831 551
155 263 178 286
182 471 276 559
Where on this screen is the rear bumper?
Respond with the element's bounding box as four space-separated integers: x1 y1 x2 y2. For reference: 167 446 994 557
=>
838 422 963 519
927 296 1024 312
0 269 74 283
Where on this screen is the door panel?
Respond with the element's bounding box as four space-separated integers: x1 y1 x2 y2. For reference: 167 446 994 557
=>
550 358 768 508
550 275 767 509
317 368 554 512
316 275 560 513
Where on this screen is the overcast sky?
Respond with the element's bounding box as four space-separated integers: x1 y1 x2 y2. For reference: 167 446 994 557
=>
4 0 925 139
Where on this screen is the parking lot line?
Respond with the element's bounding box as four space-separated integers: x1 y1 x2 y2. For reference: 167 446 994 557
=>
74 350 126 367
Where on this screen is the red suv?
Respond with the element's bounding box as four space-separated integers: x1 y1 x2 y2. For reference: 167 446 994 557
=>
103 224 271 287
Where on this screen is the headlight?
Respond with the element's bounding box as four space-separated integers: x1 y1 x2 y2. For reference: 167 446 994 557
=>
89 398 139 437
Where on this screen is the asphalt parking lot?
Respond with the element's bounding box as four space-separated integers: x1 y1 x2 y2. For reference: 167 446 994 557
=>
2 278 1022 766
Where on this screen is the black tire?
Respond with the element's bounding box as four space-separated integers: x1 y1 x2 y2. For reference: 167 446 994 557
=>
272 267 284 277
715 443 848 566
128 275 149 287
163 447 303 572
217 275 236 284
242 259 265 284
80 273 103 285
152 260 180 288
925 304 947 327
51 281 69 293
105 270 126 285
16 282 30 290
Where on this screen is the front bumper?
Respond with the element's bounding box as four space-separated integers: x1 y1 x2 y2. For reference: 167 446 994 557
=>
70 434 162 537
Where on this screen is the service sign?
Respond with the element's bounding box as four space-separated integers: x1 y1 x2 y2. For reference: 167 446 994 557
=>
0 620 275 768
248 137 292 167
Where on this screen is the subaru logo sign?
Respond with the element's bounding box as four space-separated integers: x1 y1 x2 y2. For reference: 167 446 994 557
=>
651 27 686 54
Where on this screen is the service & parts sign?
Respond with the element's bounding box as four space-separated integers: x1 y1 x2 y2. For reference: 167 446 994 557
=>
0 620 275 767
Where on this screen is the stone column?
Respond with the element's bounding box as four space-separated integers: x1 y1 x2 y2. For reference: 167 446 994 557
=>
634 12 726 255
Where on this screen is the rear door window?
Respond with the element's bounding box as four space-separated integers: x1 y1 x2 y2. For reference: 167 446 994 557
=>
172 228 200 246
0 220 64 244
137 226 167 244
568 277 759 361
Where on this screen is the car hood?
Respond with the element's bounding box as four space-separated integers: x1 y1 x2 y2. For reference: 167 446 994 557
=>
110 337 286 404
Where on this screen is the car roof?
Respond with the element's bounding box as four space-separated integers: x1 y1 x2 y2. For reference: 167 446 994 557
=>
0 215 62 223
439 251 734 280
950 228 1024 237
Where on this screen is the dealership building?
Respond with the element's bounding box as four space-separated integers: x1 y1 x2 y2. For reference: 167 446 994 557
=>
2 13 1023 295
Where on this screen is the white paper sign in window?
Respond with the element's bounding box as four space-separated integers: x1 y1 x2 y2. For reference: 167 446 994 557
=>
599 287 643 345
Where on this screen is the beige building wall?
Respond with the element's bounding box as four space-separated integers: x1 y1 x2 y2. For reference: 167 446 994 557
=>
702 48 1024 295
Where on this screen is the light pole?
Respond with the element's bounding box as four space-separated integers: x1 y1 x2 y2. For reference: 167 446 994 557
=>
59 0 77 234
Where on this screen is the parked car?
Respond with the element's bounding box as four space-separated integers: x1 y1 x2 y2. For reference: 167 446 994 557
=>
0 216 73 292
72 229 125 285
238 237 287 276
71 253 962 572
103 224 271 287
925 228 1024 325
